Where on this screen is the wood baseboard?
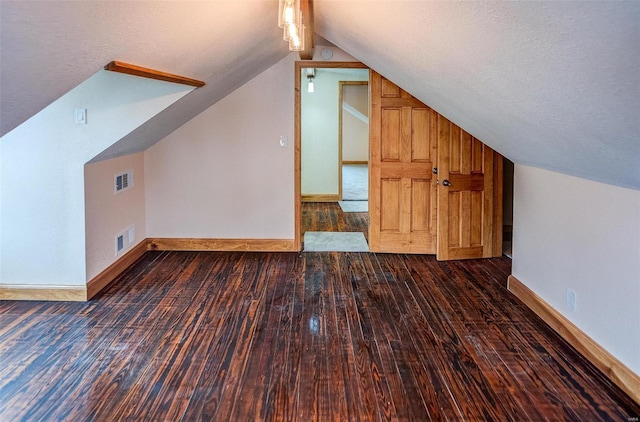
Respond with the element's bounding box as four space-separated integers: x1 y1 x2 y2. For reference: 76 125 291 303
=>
507 275 640 404
148 238 298 252
0 285 87 301
2 237 299 302
302 194 339 202
86 239 150 300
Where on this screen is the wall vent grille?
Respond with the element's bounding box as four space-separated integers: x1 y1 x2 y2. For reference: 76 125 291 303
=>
115 170 134 194
115 225 135 256
116 235 125 253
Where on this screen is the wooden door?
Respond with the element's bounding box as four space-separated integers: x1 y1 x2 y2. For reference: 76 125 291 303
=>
436 116 503 260
369 71 438 253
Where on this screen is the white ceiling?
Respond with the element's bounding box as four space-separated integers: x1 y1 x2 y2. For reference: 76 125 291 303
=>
1 1 638 189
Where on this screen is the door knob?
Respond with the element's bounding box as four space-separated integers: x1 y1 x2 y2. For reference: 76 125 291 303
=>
442 179 451 187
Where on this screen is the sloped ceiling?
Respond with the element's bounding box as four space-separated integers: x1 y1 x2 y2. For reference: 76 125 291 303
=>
315 1 640 189
0 0 288 160
1 1 638 189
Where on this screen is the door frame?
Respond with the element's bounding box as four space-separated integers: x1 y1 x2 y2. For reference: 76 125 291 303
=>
294 61 368 251
338 80 369 201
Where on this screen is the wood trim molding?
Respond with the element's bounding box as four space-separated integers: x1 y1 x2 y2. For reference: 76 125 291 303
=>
86 239 150 300
0 285 87 302
299 0 314 60
104 61 205 88
3 237 300 302
343 160 369 165
149 238 298 252
301 194 339 202
508 275 640 404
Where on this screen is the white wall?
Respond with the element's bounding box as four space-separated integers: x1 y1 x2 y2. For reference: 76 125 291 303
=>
145 54 297 239
302 69 368 196
342 112 369 162
85 152 146 281
342 82 369 162
512 165 640 375
0 70 192 287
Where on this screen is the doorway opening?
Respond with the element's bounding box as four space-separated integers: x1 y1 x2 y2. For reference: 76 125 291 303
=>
295 62 370 252
503 158 514 258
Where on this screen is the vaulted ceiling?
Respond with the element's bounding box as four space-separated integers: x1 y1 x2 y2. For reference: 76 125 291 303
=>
1 1 638 189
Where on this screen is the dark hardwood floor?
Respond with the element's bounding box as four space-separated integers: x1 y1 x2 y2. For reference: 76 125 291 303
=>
302 201 369 240
0 204 637 420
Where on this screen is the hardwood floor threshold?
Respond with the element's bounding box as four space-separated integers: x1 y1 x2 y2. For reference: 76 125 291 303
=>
104 61 205 87
148 238 298 252
86 239 151 300
507 275 640 404
302 194 339 202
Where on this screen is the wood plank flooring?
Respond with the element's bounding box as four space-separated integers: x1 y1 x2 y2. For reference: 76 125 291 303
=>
302 202 369 240
0 204 638 420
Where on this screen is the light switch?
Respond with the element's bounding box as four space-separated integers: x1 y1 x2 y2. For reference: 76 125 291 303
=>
75 108 87 125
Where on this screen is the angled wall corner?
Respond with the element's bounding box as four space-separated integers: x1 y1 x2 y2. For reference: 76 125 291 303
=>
512 165 640 376
84 152 146 282
0 70 193 289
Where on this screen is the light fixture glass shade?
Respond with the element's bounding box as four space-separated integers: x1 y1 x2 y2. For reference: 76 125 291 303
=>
283 22 298 41
289 14 305 51
278 0 297 28
307 80 314 93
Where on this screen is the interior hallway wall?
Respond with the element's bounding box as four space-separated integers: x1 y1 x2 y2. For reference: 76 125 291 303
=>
145 54 297 239
341 83 369 162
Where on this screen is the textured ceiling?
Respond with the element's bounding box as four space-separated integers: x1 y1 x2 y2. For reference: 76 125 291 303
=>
1 1 638 189
315 1 640 189
0 0 288 158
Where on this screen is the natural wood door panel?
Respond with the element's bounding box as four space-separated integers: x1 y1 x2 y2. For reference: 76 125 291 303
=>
437 116 501 260
381 78 401 97
370 71 501 258
411 108 432 161
411 179 432 232
381 108 401 161
380 179 401 231
370 71 437 254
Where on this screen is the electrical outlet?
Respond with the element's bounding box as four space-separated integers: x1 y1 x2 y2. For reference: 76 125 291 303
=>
566 289 576 312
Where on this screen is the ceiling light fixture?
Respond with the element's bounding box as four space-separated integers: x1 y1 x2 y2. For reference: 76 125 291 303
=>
278 0 305 52
306 68 315 93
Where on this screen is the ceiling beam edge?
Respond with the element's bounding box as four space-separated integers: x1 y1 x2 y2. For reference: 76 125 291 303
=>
299 0 315 60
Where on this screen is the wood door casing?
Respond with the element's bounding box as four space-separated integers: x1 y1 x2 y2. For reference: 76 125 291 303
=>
436 116 503 260
369 71 438 253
